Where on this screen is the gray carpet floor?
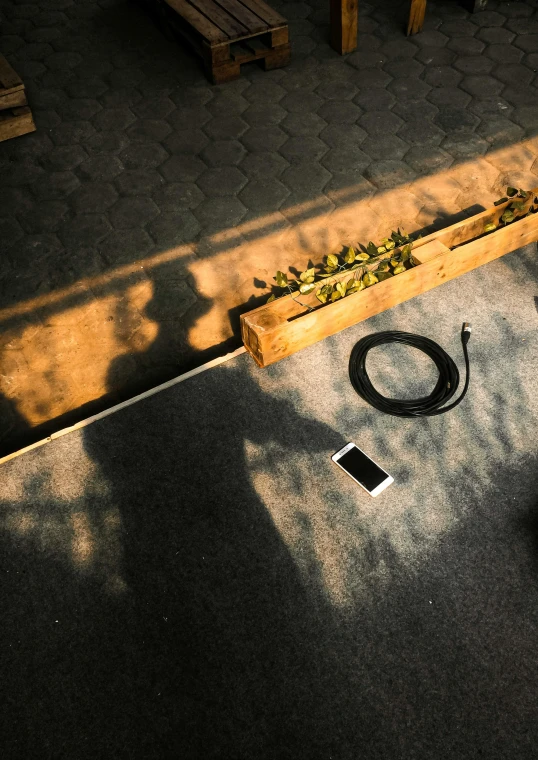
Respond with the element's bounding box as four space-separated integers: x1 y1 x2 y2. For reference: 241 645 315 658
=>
2 243 538 759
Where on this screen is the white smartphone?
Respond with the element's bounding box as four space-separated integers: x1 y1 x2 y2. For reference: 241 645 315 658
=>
332 443 394 497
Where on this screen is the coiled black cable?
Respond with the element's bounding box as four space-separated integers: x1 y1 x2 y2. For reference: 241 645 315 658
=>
349 324 472 417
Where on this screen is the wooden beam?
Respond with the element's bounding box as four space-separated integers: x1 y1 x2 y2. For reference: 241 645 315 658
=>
407 0 427 36
330 0 358 55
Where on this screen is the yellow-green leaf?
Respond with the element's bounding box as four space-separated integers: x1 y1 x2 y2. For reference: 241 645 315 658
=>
275 270 288 287
300 267 315 282
267 294 276 303
326 254 339 269
356 252 370 261
506 186 518 197
390 258 400 267
494 196 508 206
331 290 342 301
316 291 327 304
484 222 496 233
377 262 390 272
393 265 406 275
376 272 393 281
344 246 356 264
363 272 378 287
386 240 395 250
377 245 387 254
501 210 515 223
336 282 346 298
299 282 315 294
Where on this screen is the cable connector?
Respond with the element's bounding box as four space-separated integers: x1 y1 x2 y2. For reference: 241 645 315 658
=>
462 322 472 345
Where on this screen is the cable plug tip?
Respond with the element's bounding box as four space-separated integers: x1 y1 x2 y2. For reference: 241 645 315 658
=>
462 322 472 345
463 322 472 333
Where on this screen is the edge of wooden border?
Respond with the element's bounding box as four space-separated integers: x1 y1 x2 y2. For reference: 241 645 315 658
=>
0 346 247 467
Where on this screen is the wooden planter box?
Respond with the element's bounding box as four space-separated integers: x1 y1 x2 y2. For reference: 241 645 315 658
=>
241 191 538 367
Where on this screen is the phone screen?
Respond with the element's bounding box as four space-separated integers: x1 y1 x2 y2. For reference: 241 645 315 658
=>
337 446 389 492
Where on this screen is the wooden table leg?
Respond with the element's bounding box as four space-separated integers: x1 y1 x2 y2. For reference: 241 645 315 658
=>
330 0 358 55
407 0 427 35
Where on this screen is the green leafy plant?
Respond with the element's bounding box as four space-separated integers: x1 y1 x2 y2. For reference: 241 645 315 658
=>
266 187 538 309
485 187 538 234
266 228 416 307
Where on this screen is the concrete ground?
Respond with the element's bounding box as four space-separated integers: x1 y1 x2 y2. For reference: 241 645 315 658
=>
1 0 538 454
2 245 538 758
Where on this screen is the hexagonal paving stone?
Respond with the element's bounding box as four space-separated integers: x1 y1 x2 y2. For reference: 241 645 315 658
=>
12 234 63 268
240 152 288 178
238 177 290 213
148 210 201 248
167 105 212 132
32 171 80 200
359 110 404 135
460 75 504 98
17 201 70 234
364 160 416 190
41 144 88 172
0 217 24 250
241 126 288 154
427 86 471 108
476 117 524 146
387 77 431 100
442 132 490 160
193 197 247 233
44 51 82 70
196 137 245 168
125 119 172 143
205 92 249 116
424 65 463 88
115 169 164 197
439 20 478 37
203 116 249 140
514 34 538 53
315 79 358 100
447 37 485 56
98 228 155 265
92 108 136 131
477 27 515 45
65 78 108 100
469 97 513 119
319 124 367 149
380 39 419 59
108 68 147 90
281 112 327 137
501 84 537 107
386 57 426 80
242 103 287 127
405 146 453 175
415 46 456 66
352 88 394 112
513 106 538 130
347 51 389 72
109 197 160 229
152 183 204 212
361 134 409 160
398 121 446 146
314 100 360 125
132 97 176 120
279 90 325 114
453 56 494 75
279 161 331 195
69 182 119 213
196 167 247 197
434 107 480 133
242 81 286 104
119 143 169 170
494 63 535 88
57 98 102 121
99 88 142 110
413 30 449 47
59 213 112 247
321 146 372 174
82 131 129 155
159 155 207 183
163 129 209 156
485 43 523 64
78 155 124 182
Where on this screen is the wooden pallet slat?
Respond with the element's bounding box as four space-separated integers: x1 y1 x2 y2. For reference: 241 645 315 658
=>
238 0 286 26
213 0 269 33
164 0 230 42
241 192 538 367
0 55 24 94
189 0 249 37
0 105 36 143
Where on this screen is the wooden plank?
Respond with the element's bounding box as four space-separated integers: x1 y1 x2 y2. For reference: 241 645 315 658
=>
262 42 291 70
0 89 27 111
407 0 427 36
239 0 287 26
0 106 36 143
271 26 288 46
213 0 268 34
164 0 229 42
189 0 249 38
412 238 449 264
241 207 538 367
330 0 358 55
0 54 24 95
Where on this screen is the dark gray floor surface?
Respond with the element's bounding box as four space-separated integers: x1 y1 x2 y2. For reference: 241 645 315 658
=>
2 244 538 759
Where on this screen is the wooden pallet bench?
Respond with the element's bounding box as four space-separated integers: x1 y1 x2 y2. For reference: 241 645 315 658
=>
241 191 538 367
157 0 290 83
0 54 35 142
